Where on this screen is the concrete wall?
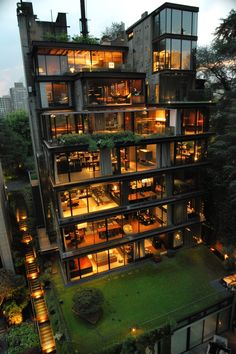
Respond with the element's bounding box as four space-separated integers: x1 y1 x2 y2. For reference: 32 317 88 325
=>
126 14 159 104
0 162 14 271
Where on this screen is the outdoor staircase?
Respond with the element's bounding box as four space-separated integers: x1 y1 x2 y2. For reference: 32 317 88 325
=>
18 210 56 353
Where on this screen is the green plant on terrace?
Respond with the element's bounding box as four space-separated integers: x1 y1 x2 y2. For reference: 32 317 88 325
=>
43 32 70 42
56 131 141 151
71 34 99 44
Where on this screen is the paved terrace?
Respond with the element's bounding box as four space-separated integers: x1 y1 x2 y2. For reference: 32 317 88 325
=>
49 245 231 353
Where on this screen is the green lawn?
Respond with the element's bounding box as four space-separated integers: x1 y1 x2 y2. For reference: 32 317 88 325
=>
50 246 230 354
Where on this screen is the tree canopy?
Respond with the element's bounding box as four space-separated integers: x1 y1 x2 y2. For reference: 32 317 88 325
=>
201 10 236 251
0 110 34 176
101 22 125 40
197 10 236 92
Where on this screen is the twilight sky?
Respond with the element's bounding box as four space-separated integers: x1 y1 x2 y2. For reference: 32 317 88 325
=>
0 0 234 96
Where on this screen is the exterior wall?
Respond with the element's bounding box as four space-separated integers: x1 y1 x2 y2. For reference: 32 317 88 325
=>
0 162 14 271
126 14 159 103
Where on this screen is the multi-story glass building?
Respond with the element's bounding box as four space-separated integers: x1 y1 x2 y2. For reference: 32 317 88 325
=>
17 2 212 283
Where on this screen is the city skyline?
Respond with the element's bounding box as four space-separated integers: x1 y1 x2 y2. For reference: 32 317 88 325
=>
0 0 234 96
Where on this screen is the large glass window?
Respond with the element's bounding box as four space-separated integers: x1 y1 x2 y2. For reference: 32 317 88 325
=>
91 51 123 70
171 328 187 354
36 49 124 76
55 151 101 184
153 14 160 38
190 320 203 348
160 9 166 35
203 313 217 341
59 182 120 218
86 79 144 106
119 144 158 174
134 109 167 136
182 109 205 134
172 9 181 34
192 12 198 36
153 39 194 71
173 170 198 195
217 308 231 334
128 176 166 204
182 40 191 70
171 39 181 69
182 11 192 35
37 55 46 75
166 9 171 33
40 82 70 108
46 56 60 75
62 216 124 251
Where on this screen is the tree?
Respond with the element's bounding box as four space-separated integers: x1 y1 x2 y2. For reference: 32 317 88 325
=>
198 10 236 250
205 92 236 248
7 323 40 354
72 287 104 323
0 269 25 307
0 110 34 176
101 22 125 41
197 10 236 92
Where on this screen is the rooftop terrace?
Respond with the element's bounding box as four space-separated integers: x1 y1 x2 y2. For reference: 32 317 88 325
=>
47 245 230 353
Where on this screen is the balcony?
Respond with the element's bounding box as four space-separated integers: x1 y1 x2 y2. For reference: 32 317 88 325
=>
187 89 212 102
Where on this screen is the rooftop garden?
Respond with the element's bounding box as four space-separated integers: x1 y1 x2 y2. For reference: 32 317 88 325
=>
46 246 230 353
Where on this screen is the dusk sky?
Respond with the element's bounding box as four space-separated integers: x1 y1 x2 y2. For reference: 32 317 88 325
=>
0 0 234 96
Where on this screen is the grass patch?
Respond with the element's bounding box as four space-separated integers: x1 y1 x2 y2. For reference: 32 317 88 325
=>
49 246 230 353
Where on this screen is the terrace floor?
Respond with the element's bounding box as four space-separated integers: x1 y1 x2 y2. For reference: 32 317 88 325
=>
48 245 231 354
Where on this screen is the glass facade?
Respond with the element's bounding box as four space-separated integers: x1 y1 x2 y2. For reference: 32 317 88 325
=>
171 308 231 354
64 233 170 281
36 49 124 75
40 82 71 108
42 108 184 141
153 8 198 37
153 39 196 71
62 208 168 254
84 79 144 106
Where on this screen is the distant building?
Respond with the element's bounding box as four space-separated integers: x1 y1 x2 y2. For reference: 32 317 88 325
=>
0 95 12 119
0 161 14 271
9 82 28 112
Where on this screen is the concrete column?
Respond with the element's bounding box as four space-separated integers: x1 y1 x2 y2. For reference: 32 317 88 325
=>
176 110 182 135
162 143 171 167
100 148 112 176
54 155 59 183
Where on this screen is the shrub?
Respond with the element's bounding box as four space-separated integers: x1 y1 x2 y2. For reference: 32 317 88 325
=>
72 287 104 323
7 323 40 354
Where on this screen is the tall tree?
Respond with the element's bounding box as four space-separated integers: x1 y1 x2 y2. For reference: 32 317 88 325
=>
201 10 236 250
0 110 34 176
101 22 125 40
197 10 236 92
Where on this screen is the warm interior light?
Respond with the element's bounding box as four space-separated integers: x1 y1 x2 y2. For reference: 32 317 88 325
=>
69 66 75 73
224 254 229 260
155 117 166 122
